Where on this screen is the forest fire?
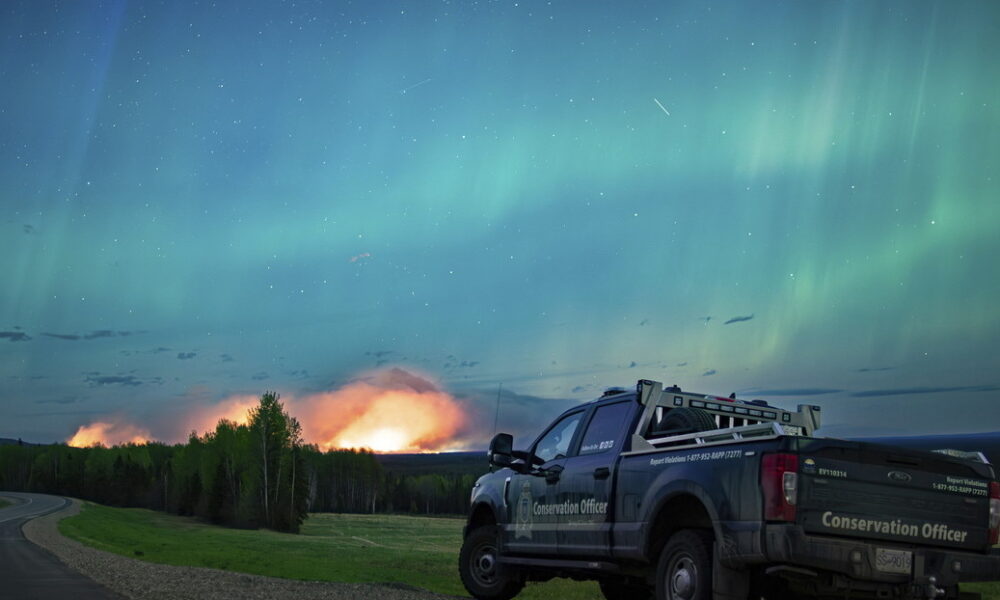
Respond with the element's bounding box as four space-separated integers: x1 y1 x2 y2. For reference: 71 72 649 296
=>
65 368 467 452
67 421 151 447
296 369 466 453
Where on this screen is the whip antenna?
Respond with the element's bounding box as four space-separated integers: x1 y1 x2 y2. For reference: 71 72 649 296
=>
493 383 503 436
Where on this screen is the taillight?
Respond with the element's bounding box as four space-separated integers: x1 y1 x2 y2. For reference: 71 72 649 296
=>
989 481 1000 545
762 453 799 521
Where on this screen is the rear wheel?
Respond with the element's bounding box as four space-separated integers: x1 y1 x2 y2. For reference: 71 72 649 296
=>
459 525 525 600
655 529 713 600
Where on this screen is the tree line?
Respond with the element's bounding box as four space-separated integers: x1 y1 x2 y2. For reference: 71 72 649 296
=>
0 392 486 532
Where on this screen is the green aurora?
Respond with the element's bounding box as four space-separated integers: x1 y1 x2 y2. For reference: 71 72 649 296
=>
1 1 998 444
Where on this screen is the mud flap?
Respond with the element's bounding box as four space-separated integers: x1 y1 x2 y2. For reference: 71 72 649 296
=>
712 542 749 600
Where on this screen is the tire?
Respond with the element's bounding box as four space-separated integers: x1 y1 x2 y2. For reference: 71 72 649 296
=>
655 529 713 600
657 408 717 435
459 525 525 600
600 578 653 600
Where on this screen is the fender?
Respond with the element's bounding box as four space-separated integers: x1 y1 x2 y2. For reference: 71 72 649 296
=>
637 471 725 557
465 471 513 537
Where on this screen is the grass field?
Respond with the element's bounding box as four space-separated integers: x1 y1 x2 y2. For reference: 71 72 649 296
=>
60 503 998 599
60 503 602 599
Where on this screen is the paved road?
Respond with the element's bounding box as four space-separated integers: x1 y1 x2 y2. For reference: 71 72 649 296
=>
0 492 118 599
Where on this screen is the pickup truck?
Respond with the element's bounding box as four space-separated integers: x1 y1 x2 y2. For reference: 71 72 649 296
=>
459 380 1000 600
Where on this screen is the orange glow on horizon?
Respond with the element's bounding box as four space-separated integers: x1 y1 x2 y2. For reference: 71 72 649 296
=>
67 422 151 447
64 368 468 453
297 372 466 453
182 395 258 434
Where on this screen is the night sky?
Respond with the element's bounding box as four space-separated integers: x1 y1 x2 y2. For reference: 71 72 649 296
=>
3 1 999 446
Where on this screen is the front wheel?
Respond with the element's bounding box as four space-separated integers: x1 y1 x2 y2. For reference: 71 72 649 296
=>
459 525 525 600
655 529 713 600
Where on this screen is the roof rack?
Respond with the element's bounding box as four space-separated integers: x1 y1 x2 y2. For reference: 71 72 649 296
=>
629 380 822 453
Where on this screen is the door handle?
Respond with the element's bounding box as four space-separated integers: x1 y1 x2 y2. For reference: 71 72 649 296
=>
544 465 564 484
593 467 611 480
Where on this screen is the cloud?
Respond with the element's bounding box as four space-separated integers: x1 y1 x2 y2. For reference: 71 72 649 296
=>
84 374 144 387
751 388 844 396
23 224 35 234
724 314 754 325
43 330 144 341
703 369 717 376
349 252 371 263
251 372 270 381
366 350 394 358
220 353 234 362
628 361 638 368
84 330 116 339
177 352 197 360
0 331 31 342
151 347 172 354
676 362 688 367
857 367 895 373
43 333 80 340
639 319 649 326
851 385 999 398
443 358 481 369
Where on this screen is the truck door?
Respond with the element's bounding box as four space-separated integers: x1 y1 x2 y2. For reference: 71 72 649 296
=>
556 400 634 556
502 410 584 555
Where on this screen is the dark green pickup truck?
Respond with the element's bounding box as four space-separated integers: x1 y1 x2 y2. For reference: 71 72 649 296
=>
460 380 1000 600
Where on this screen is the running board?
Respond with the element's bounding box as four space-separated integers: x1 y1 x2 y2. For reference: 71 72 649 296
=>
499 556 620 573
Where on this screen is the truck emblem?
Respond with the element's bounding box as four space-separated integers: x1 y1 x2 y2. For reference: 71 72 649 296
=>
887 471 911 483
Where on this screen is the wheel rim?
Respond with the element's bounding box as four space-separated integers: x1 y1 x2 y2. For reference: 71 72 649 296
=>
667 554 698 599
471 541 498 586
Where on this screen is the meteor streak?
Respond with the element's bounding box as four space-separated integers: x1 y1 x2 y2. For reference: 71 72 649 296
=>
653 97 671 116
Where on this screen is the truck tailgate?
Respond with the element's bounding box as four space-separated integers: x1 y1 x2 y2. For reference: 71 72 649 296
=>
796 440 993 551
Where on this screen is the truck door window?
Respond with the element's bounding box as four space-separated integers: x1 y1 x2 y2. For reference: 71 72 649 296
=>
579 402 631 455
534 412 583 463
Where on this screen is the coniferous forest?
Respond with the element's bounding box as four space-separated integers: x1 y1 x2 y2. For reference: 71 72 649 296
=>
0 392 484 533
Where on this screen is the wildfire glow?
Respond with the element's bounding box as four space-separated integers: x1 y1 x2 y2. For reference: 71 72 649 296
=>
67 422 151 447
183 395 259 433
64 368 469 453
298 369 466 453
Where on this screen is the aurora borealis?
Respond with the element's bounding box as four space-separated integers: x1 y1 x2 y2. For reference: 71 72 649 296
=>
2 1 998 445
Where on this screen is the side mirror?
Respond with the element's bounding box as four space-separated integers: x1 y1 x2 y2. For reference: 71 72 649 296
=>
488 433 514 468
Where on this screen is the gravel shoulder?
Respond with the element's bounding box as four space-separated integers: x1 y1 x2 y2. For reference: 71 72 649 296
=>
23 498 461 600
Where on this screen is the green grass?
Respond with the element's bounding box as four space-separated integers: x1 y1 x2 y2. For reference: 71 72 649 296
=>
0 497 12 510
58 504 999 599
60 503 602 599
968 582 1000 599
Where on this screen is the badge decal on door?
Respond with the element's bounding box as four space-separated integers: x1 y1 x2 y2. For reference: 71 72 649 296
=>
515 482 533 540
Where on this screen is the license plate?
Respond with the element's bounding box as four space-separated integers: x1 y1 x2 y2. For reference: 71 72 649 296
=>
875 548 912 575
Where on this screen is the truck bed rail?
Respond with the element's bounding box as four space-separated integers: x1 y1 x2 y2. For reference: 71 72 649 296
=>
625 422 786 456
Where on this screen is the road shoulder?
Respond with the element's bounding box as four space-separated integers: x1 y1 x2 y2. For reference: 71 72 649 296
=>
23 498 458 600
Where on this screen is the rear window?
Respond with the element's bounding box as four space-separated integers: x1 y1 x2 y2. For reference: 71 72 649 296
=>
579 402 632 455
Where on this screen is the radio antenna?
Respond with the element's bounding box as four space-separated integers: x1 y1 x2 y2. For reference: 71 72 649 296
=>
493 383 503 436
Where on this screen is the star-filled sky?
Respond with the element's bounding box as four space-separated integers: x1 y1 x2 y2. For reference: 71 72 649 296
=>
2 0 998 447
